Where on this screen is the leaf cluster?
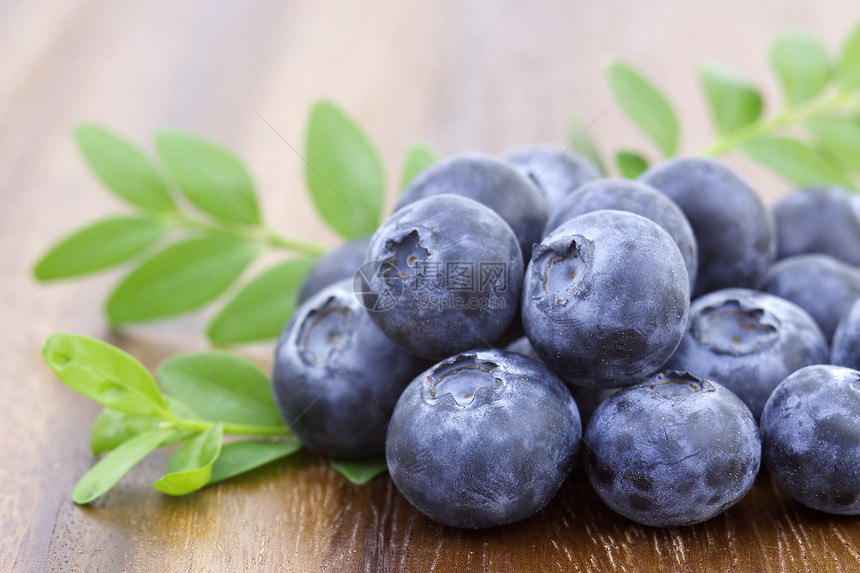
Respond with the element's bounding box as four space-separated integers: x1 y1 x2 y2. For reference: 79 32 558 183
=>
43 334 387 501
571 24 860 187
34 104 437 345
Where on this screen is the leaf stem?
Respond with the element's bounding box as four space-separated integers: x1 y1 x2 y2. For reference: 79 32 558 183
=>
162 418 291 437
703 91 860 156
158 212 327 257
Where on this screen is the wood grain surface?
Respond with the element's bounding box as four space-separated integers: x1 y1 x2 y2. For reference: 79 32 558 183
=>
3 1 860 571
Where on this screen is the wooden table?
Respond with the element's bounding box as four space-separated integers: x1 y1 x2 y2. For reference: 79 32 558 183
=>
3 1 860 570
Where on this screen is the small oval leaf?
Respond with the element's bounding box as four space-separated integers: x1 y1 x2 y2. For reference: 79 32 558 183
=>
73 427 176 504
400 143 438 191
305 101 385 238
75 125 176 213
329 458 388 485
106 236 258 324
43 334 171 418
742 136 855 188
840 22 860 91
157 352 284 427
806 117 860 171
207 258 316 345
153 424 223 496
34 216 167 281
615 150 649 178
770 31 831 104
698 63 764 135
605 60 680 157
156 132 261 225
90 407 192 456
209 440 302 484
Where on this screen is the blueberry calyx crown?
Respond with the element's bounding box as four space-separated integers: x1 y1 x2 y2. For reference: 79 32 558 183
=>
531 238 588 305
647 371 712 397
297 297 354 367
692 299 780 356
426 354 502 406
382 229 433 282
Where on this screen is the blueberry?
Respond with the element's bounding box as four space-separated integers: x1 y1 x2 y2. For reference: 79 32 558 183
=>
762 254 860 341
505 335 615 424
771 186 860 265
361 194 523 360
640 157 775 297
522 209 689 388
505 145 600 213
584 371 761 527
386 349 581 529
272 279 428 458
761 364 860 515
664 288 828 419
397 154 548 260
543 178 698 290
297 236 370 305
833 299 860 370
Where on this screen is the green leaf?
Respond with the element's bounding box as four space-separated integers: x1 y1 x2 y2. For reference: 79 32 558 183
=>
209 440 301 484
73 427 176 504
400 143 438 191
153 423 223 496
698 63 764 135
840 22 860 91
567 114 606 175
329 458 388 485
34 216 167 281
615 150 649 178
770 31 831 104
604 60 680 157
90 406 192 456
207 258 316 344
806 117 860 170
43 334 172 418
157 352 284 427
155 131 261 225
305 101 385 239
106 236 258 324
742 136 854 188
74 125 176 213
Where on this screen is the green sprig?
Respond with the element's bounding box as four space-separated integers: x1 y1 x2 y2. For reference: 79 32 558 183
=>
594 22 860 191
44 334 300 503
34 103 438 345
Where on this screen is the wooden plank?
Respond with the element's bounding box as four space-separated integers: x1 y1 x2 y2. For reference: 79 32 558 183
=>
3 0 860 571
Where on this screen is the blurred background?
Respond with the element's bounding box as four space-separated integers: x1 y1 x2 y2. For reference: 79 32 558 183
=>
5 0 860 246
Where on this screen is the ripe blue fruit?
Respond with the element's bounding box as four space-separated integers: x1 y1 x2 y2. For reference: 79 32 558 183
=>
543 178 698 290
762 253 860 341
297 236 370 304
361 194 523 360
522 209 689 388
640 157 774 297
584 371 761 527
397 154 547 260
664 288 829 419
272 279 428 458
505 145 600 214
771 186 860 265
761 364 860 515
386 349 582 529
832 300 860 370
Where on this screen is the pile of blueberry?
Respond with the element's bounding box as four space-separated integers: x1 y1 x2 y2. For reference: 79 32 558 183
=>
272 149 860 529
